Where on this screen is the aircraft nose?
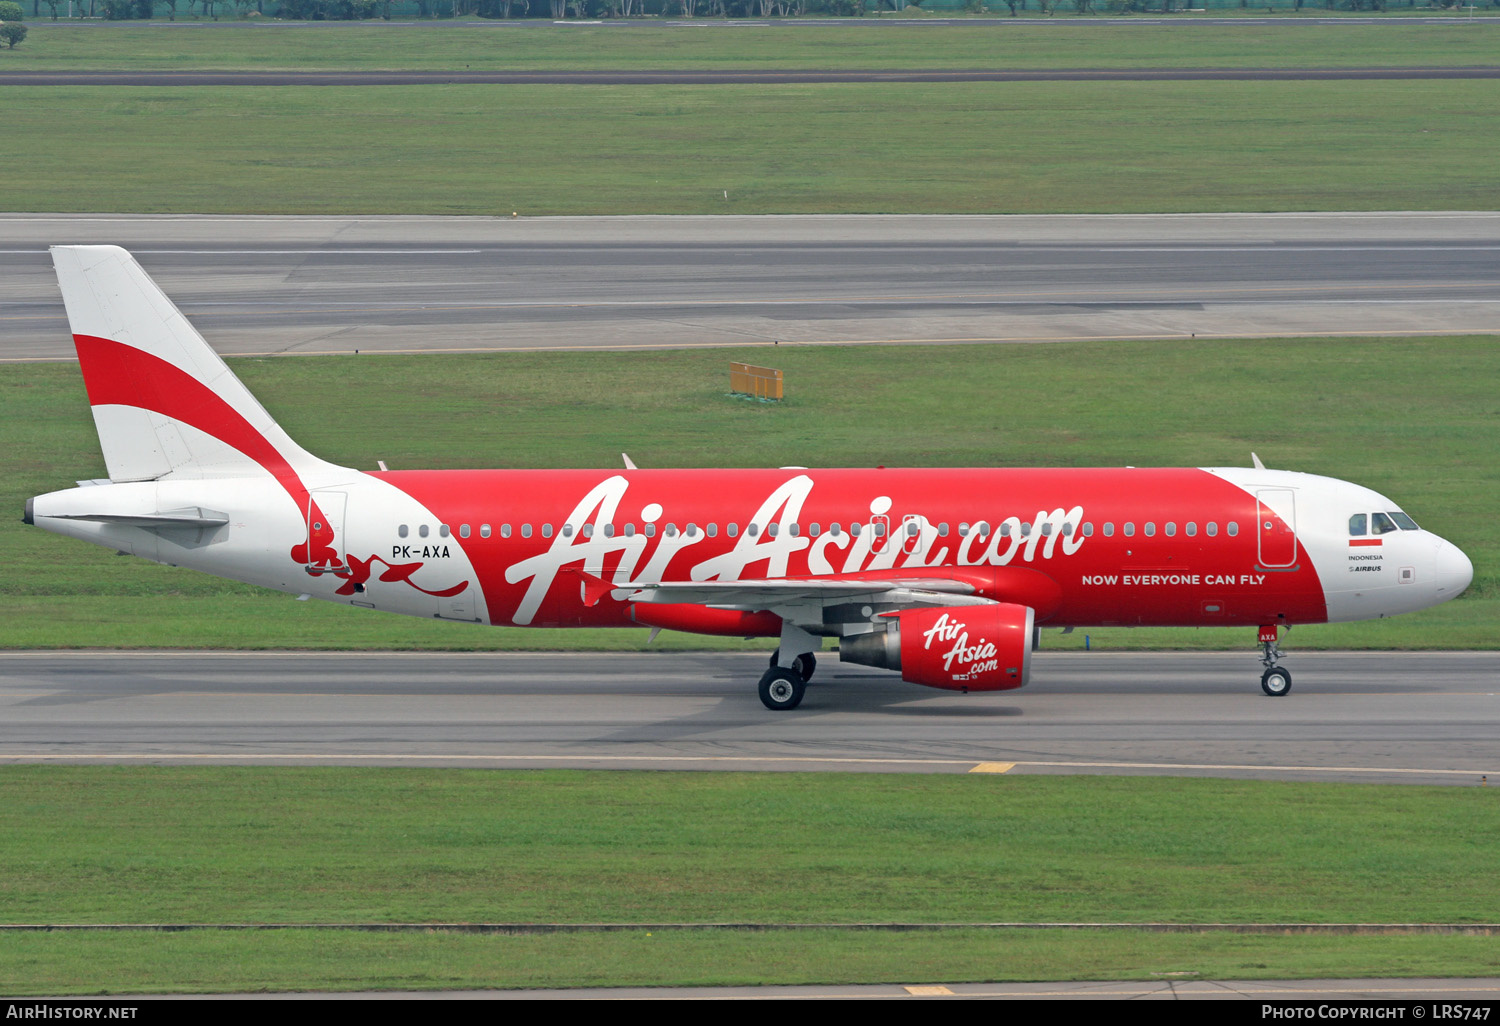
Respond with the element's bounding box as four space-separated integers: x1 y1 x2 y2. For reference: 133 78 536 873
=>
1434 539 1474 600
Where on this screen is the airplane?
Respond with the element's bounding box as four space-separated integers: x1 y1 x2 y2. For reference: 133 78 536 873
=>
24 246 1475 710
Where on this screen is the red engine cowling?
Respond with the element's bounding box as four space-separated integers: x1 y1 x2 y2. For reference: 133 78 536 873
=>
841 604 1035 692
901 604 1034 691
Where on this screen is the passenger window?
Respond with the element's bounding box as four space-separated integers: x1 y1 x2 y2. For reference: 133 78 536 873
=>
666 524 679 537
480 524 491 539
1083 523 1095 537
1349 513 1367 536
809 523 820 537
1165 522 1176 538
727 523 738 538
562 524 574 538
542 524 553 539
1040 523 1052 537
624 524 636 537
875 523 887 538
1000 522 1012 538
521 524 532 539
747 524 759 538
688 523 700 537
850 523 861 537
460 524 471 539
1390 511 1420 531
958 523 970 537
1061 523 1072 536
582 524 594 539
1206 522 1218 537
1123 523 1136 538
419 525 430 539
1185 523 1196 538
439 525 451 538
398 524 409 538
938 523 950 537
1103 522 1115 538
603 524 615 538
1227 522 1239 537
1144 522 1156 537
829 523 841 537
973 521 989 539
708 523 719 538
1372 512 1399 535
501 524 513 539
645 524 657 538
907 521 920 536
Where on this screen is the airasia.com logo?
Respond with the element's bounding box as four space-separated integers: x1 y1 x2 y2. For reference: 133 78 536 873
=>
921 612 999 676
502 474 1086 625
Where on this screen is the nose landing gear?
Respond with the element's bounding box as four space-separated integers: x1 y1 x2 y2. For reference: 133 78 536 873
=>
1258 623 1292 696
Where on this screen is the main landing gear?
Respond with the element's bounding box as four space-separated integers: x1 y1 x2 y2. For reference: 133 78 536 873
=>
758 636 820 711
1258 623 1292 697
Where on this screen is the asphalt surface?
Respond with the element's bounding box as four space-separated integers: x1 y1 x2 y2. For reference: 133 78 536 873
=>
6 66 1499 85
2 650 1496 785
288 977 1500 1000
4 213 1498 358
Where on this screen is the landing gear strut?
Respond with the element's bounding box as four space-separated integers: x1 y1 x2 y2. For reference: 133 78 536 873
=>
1258 624 1292 697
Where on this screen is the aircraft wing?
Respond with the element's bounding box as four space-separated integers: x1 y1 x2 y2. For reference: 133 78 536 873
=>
558 567 1049 635
616 577 983 609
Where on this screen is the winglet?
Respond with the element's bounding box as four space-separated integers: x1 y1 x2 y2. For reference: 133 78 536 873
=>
562 567 616 608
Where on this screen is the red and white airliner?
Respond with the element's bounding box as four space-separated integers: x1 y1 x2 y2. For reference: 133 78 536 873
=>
25 247 1475 709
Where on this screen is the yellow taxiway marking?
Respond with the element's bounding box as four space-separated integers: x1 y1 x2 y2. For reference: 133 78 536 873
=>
968 762 1016 774
903 985 955 996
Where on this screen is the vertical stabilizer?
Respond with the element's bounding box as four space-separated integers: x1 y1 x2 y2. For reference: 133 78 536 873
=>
51 245 332 483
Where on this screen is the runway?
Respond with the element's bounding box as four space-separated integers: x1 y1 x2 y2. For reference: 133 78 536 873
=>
2 650 1496 785
4 213 1498 359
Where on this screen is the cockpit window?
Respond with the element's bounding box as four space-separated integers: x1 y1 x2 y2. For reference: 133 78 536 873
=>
1348 513 1367 536
1372 512 1399 535
1389 511 1419 531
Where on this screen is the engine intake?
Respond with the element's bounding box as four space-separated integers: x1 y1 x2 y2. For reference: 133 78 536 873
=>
840 603 1034 692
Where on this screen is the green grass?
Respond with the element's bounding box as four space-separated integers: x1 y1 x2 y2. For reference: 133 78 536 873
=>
2 768 1498 992
8 21 1500 72
3 337 1494 650
2 769 1495 923
5 80 1498 214
6 928 1500 995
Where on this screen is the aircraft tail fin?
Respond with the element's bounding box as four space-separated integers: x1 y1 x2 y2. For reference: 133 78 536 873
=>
50 245 331 483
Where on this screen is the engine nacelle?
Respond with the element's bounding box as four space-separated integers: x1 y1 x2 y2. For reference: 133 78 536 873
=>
840 603 1035 692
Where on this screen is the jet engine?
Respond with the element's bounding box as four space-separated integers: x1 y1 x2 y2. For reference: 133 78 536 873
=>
839 603 1035 692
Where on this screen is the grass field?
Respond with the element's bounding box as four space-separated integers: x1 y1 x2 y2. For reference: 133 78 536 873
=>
8 20 1500 72
1 768 1497 993
8 80 1497 215
2 336 1493 651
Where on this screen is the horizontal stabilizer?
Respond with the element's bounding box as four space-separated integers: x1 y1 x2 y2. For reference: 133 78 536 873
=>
44 507 230 529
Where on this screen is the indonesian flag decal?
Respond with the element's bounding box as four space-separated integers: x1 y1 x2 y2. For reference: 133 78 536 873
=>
1350 538 1383 548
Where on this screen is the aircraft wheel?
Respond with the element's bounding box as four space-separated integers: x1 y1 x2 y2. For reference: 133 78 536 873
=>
758 667 806 711
1261 666 1293 697
768 650 817 682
